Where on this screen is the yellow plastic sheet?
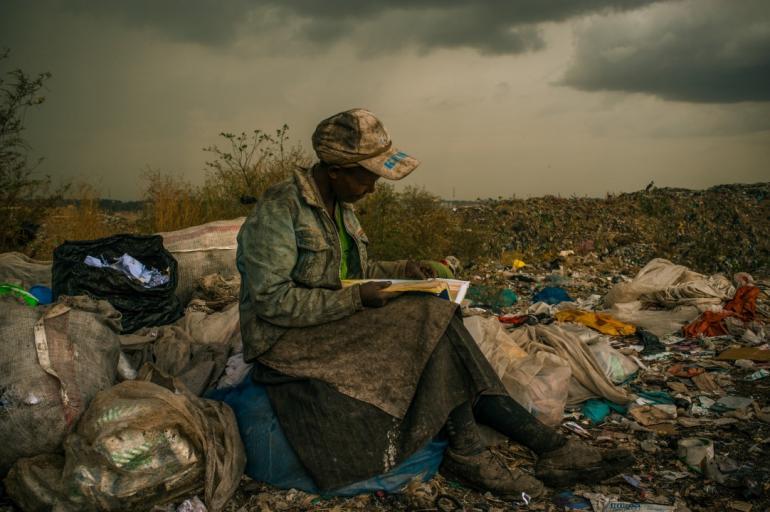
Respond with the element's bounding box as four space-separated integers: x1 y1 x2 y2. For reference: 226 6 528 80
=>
555 309 636 336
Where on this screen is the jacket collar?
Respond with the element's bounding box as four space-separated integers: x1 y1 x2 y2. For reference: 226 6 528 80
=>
294 165 324 209
294 165 355 211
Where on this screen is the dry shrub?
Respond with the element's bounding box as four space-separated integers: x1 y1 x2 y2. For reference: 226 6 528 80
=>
139 169 206 233
199 126 309 221
26 183 124 258
142 126 309 232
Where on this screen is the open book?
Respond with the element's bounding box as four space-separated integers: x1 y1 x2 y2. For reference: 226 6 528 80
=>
341 278 470 305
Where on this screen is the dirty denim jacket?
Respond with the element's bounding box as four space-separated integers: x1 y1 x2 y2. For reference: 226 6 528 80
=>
237 166 409 362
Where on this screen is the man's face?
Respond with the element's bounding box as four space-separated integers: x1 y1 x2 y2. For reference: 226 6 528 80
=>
329 165 380 203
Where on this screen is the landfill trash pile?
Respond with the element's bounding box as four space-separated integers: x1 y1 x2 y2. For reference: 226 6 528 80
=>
450 183 770 276
408 255 769 512
2 219 770 511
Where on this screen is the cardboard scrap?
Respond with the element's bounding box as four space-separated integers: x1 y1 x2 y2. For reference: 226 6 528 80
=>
728 500 752 512
717 347 770 362
667 381 689 393
724 408 753 421
678 417 710 428
691 373 724 394
752 402 770 424
648 423 679 436
629 405 676 426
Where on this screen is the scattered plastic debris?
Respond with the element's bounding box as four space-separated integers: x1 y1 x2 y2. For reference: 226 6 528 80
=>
84 253 170 288
746 369 769 381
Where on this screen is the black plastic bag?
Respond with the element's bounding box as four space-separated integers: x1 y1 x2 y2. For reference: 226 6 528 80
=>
52 234 183 333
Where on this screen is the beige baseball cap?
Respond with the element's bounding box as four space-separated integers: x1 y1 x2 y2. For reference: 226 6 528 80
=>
312 108 420 180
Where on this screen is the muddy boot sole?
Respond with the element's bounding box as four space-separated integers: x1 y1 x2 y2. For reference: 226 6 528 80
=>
535 450 635 487
440 466 544 500
440 449 545 499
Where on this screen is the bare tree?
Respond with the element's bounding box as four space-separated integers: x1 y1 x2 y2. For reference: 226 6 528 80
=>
0 48 58 250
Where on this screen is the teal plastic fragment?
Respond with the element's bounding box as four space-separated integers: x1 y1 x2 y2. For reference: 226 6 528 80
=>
582 398 628 424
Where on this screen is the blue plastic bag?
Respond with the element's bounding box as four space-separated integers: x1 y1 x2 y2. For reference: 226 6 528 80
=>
208 376 447 495
532 287 573 305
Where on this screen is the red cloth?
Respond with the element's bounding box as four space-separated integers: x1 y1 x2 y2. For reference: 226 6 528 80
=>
498 314 529 325
682 286 760 338
724 286 760 319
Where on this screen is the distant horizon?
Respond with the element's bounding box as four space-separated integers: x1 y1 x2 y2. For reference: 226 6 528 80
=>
46 180 769 206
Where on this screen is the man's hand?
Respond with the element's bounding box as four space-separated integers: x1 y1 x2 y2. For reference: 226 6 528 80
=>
404 260 436 279
359 281 401 307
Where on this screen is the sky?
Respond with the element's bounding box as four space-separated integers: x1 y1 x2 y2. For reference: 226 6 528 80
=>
2 0 769 200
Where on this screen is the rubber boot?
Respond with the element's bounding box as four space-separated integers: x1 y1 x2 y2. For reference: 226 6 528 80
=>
441 401 544 498
475 395 634 487
474 395 565 454
535 439 635 487
441 448 545 498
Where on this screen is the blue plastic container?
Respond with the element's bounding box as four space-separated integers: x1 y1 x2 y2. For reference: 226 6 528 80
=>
29 285 53 305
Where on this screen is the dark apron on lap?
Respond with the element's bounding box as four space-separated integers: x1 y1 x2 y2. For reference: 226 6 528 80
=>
255 296 506 490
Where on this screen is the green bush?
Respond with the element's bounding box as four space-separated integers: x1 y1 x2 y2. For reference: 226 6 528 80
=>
356 184 497 265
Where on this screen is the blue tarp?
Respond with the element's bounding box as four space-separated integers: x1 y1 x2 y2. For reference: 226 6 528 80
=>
208 375 447 496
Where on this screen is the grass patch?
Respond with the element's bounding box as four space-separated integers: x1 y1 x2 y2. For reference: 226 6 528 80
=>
26 183 127 258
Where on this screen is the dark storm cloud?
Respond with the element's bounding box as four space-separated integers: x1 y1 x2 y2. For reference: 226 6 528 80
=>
563 0 770 103
55 0 663 55
271 0 665 55
60 0 260 45
271 0 661 25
